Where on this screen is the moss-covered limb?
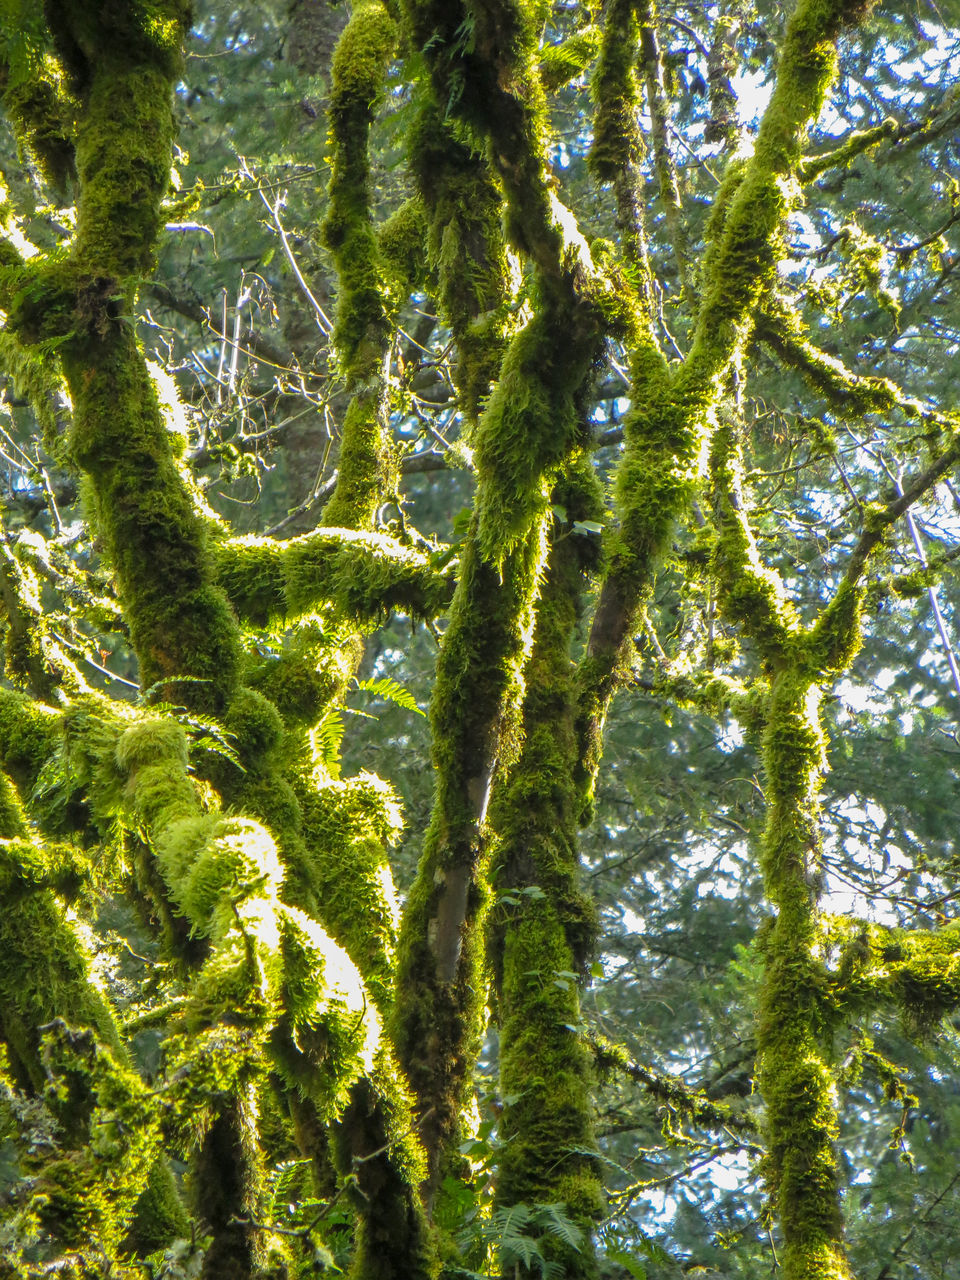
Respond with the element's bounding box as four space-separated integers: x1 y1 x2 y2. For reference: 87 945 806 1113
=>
0 534 86 702
0 687 60 803
297 772 404 1016
706 7 741 148
407 0 599 300
377 196 430 293
814 435 960 621
408 101 511 428
0 3 244 716
708 417 797 665
496 902 602 1277
113 713 435 1275
331 1062 436 1280
0 763 190 1254
754 305 958 428
0 768 119 1093
654 667 762 727
589 0 656 316
392 522 547 1195
213 526 453 628
2 1018 166 1259
608 1050 760 1137
487 463 606 1274
755 669 852 1280
473 301 608 565
798 115 899 182
576 0 872 813
319 0 398 531
824 917 960 1035
0 6 76 196
636 0 690 292
61 330 244 712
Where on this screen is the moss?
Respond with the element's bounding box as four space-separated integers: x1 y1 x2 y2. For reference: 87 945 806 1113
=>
332 1063 436 1280
244 618 351 727
377 195 429 291
216 526 453 629
589 0 642 182
487 463 605 1271
496 902 602 1273
63 328 243 713
539 26 602 93
407 101 510 427
473 303 602 565
298 773 402 1013
27 1019 164 1253
0 17 77 195
320 0 398 532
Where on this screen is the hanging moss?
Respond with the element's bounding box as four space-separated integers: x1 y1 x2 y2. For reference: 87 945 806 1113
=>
377 195 429 293
0 4 77 196
473 302 603 566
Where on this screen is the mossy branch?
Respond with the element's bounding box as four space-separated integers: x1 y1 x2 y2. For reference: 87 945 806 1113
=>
320 0 398 531
708 417 797 665
829 917 960 1037
636 0 690 292
589 0 657 317
756 304 959 429
576 0 875 817
798 115 898 182
213 527 454 628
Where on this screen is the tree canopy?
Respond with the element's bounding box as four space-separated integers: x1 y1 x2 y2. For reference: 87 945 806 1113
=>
0 1 959 1278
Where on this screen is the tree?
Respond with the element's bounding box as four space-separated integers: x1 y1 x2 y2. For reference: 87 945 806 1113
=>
0 1 959 1278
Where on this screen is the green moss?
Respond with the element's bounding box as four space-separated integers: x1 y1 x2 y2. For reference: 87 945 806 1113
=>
589 0 642 182
473 304 602 565
64 329 243 713
539 26 601 92
320 0 398 532
332 1063 436 1280
0 27 77 195
407 101 510 427
377 195 429 291
486 468 605 1272
215 525 453 629
28 1020 163 1253
298 772 402 1013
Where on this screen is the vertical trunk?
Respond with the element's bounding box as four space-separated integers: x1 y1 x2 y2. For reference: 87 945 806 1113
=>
757 672 850 1280
489 461 606 1277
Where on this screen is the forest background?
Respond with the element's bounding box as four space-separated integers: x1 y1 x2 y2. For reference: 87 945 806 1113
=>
0 1 959 1278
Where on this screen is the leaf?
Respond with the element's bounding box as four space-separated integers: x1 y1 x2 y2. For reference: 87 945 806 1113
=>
605 1247 647 1280
353 676 425 716
313 707 345 777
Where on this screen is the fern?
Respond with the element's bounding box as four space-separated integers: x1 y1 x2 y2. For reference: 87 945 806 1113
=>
352 675 425 716
313 706 345 778
456 1201 584 1279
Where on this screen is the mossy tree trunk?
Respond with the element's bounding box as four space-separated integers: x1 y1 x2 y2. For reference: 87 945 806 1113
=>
488 460 607 1279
